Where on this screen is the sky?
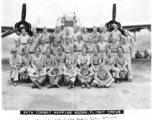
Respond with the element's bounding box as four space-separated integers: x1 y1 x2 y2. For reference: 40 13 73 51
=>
1 0 151 28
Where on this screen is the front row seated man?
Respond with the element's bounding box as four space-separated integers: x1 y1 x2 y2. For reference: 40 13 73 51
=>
143 50 151 59
28 62 47 89
92 63 114 88
47 65 62 88
77 63 94 89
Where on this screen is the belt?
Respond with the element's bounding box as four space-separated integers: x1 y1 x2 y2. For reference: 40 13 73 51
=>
20 43 27 45
75 50 82 52
93 64 98 65
87 51 94 53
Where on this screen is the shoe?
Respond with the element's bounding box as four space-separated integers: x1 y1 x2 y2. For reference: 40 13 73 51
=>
32 84 37 88
81 83 85 88
115 78 120 84
34 81 41 89
68 84 71 89
128 79 133 82
86 83 90 89
8 78 14 83
48 84 55 88
13 82 17 86
57 85 60 88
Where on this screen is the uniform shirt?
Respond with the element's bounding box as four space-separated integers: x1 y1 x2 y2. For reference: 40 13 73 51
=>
51 43 61 55
108 43 119 53
52 32 62 43
100 32 111 42
64 67 77 76
85 42 96 52
62 42 73 53
16 46 24 56
73 32 81 41
39 43 48 54
125 35 134 46
115 56 127 68
43 55 55 67
91 54 101 65
105 57 115 68
41 32 51 43
74 40 84 51
97 41 107 52
82 33 89 42
77 54 90 65
66 53 76 64
31 54 44 68
121 43 131 53
55 53 66 64
26 43 36 53
62 34 73 45
97 68 111 80
18 34 30 44
91 32 100 43
9 55 22 67
31 34 41 46
22 55 32 67
111 30 122 43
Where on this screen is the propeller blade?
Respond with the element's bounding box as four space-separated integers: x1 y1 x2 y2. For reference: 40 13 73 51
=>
2 28 19 38
21 3 26 22
25 29 33 37
112 4 116 22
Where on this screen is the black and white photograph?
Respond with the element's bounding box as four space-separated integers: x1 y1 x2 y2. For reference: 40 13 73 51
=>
1 0 151 112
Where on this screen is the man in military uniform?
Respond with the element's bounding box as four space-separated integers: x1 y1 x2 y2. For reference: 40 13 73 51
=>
74 34 85 58
39 39 49 55
92 63 114 88
31 29 41 46
85 36 97 58
65 47 77 67
26 37 36 56
62 28 74 45
19 48 32 82
29 62 47 89
55 48 66 68
41 26 52 45
108 37 119 58
73 26 81 42
52 27 63 44
135 50 142 58
15 40 24 56
77 64 94 89
100 26 111 43
124 30 134 47
97 35 108 59
82 27 90 42
91 27 100 43
47 65 63 88
105 50 120 81
144 50 151 58
62 38 73 55
43 48 56 72
115 48 128 83
63 61 77 89
77 48 91 67
51 40 62 56
110 24 123 45
120 37 133 82
9 48 22 86
90 48 101 72
18 29 30 50
31 47 44 69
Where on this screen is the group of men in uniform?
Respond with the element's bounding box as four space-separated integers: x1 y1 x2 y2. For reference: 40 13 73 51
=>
9 24 134 89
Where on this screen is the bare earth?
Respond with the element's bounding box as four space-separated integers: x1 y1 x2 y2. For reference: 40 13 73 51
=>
2 58 151 110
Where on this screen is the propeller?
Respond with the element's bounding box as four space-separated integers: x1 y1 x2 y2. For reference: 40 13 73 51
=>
21 3 26 22
2 3 32 38
112 4 116 22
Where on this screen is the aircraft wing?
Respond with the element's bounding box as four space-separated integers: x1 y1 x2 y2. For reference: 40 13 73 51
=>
122 24 151 32
1 25 13 33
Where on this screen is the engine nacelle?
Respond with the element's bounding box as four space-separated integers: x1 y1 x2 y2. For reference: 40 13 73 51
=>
14 21 32 36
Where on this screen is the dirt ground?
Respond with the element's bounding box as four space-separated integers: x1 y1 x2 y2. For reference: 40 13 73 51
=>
1 58 151 110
